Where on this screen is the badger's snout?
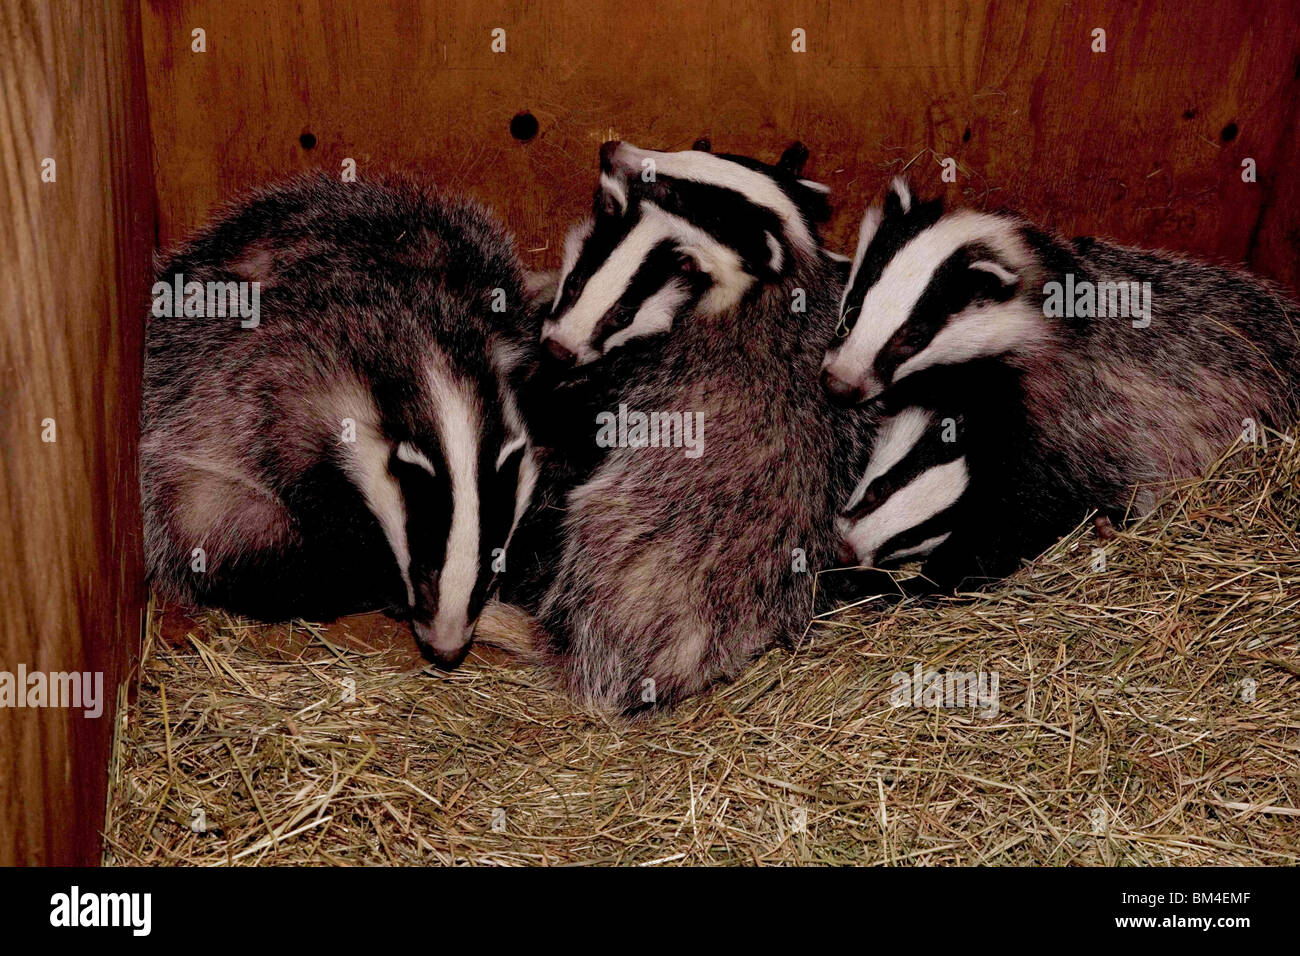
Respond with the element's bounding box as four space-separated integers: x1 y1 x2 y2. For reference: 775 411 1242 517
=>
543 335 578 367
835 528 859 566
540 324 598 368
412 615 477 669
820 353 884 406
820 367 867 406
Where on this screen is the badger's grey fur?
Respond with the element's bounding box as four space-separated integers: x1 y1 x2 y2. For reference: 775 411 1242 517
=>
824 179 1300 587
482 144 872 713
142 173 539 665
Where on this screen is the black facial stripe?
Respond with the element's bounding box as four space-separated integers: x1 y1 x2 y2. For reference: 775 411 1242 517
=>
874 503 963 568
589 241 698 350
390 438 452 617
872 251 971 385
872 242 1017 386
473 428 526 611
841 196 945 328
555 208 641 314
840 422 966 524
628 177 789 275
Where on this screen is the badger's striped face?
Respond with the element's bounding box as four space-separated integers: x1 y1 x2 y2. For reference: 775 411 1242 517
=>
837 406 968 568
360 363 534 667
540 141 830 366
821 180 1035 405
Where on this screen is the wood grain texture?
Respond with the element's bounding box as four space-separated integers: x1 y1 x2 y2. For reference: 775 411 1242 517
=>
141 0 1300 288
0 0 155 865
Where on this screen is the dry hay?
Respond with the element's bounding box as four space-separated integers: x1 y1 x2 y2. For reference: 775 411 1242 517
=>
103 433 1300 865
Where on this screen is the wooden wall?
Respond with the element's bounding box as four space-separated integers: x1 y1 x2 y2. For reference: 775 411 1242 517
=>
0 1 155 865
0 0 1296 867
142 0 1300 289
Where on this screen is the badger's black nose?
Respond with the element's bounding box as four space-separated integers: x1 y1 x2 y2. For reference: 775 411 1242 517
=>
544 337 578 367
821 368 865 405
424 641 471 671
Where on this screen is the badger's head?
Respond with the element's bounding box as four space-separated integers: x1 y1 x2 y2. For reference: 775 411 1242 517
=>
376 347 536 668
835 405 969 569
540 140 832 366
821 179 1043 405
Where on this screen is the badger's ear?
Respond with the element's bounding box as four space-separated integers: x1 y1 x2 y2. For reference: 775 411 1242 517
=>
853 205 884 259
783 147 831 224
692 137 712 152
778 140 811 177
884 176 913 218
967 259 1020 302
596 171 629 217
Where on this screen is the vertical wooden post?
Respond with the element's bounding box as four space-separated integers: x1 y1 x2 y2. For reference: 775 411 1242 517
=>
0 0 155 865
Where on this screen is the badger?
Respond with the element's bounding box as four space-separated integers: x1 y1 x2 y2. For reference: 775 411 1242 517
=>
480 141 872 713
142 173 539 666
832 361 1079 593
539 139 844 367
823 178 1300 586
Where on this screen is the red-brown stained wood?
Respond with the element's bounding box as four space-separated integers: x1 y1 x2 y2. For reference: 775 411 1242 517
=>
141 0 1300 289
0 0 155 865
3 0 1297 866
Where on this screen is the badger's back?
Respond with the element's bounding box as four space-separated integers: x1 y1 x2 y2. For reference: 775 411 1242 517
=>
1016 232 1300 514
536 260 868 711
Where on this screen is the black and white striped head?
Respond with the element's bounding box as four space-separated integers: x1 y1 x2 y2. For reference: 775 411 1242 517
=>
837 406 969 568
362 351 536 667
821 179 1041 405
541 140 832 366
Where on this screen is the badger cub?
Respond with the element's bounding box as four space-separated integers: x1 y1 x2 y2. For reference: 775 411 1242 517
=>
825 178 1300 589
142 174 538 666
833 362 1076 593
483 142 872 713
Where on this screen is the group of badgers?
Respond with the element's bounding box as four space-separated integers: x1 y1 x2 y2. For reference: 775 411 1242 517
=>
142 141 1300 714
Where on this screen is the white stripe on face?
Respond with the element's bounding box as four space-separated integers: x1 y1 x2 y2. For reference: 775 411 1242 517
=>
330 390 415 606
553 218 594 313
425 367 482 656
843 407 933 513
840 205 882 315
544 203 751 362
892 299 1045 381
828 211 1026 399
608 143 817 254
602 279 690 353
542 213 670 363
880 531 951 565
838 457 969 566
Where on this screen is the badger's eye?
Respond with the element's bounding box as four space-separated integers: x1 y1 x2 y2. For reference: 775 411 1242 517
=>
836 305 861 338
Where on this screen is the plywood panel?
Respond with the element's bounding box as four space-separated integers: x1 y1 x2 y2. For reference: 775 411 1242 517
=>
0 0 155 865
142 0 1300 288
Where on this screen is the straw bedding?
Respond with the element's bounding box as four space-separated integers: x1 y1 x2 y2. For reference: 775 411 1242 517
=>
103 432 1299 865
